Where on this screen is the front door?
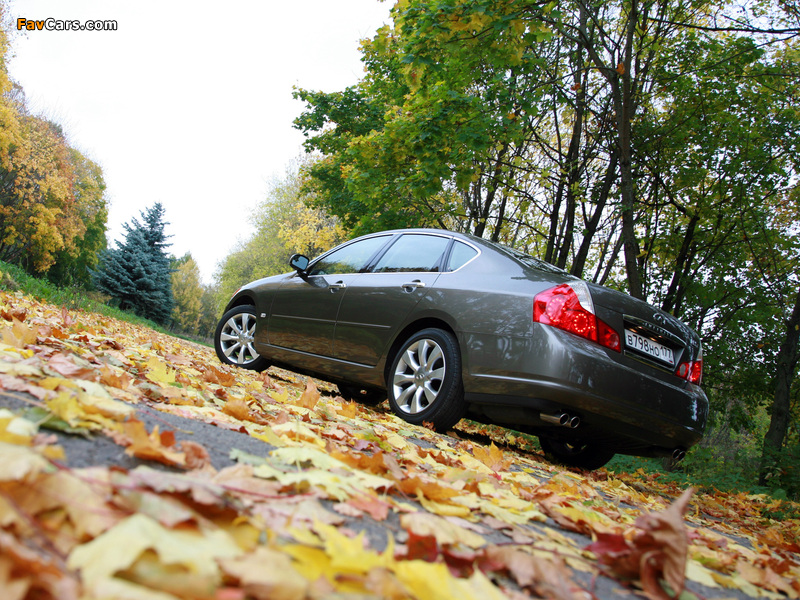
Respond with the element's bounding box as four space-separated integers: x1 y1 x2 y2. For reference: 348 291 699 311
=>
333 233 451 365
267 234 392 356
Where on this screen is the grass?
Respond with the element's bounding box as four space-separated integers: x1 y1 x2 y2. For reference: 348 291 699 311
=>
0 260 174 336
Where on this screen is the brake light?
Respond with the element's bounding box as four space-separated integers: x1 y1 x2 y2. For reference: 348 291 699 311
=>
534 283 620 352
677 348 703 385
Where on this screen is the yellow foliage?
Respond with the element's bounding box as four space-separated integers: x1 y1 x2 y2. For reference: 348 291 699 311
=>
67 513 242 588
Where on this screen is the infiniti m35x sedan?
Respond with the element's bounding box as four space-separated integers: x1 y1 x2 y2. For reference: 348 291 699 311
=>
214 228 708 469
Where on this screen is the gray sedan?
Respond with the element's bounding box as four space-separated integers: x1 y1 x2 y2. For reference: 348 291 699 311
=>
215 229 708 469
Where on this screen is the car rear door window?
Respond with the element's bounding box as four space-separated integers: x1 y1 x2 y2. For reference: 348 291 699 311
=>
372 234 450 273
447 241 479 271
308 235 390 276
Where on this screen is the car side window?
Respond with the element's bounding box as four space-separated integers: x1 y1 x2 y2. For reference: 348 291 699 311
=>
371 234 450 273
308 236 389 276
447 241 479 271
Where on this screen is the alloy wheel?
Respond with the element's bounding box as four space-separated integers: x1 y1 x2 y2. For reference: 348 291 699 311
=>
392 337 446 415
219 310 260 366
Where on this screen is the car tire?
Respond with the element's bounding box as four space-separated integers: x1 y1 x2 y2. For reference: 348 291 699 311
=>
214 305 269 372
387 328 465 431
337 384 386 406
538 436 616 470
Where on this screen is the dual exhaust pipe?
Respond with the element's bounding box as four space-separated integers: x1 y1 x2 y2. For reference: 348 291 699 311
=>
540 412 580 429
540 412 687 462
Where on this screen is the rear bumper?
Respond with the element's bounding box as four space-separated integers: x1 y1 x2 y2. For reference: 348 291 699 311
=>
461 325 709 453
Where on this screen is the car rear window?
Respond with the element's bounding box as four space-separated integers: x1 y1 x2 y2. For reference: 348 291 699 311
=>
447 241 478 271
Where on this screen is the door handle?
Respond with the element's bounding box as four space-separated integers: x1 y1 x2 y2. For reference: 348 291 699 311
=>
402 280 426 292
329 281 346 292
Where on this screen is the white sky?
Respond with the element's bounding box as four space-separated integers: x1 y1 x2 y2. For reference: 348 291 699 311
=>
6 0 392 284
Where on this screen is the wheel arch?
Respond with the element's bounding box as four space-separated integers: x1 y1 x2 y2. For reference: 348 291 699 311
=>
226 293 257 311
383 317 459 382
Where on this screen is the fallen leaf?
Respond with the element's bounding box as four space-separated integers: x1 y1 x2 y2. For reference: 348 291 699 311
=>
400 512 486 549
67 513 242 588
203 365 236 387
219 546 308 600
587 488 694 600
295 379 320 410
121 420 186 467
479 545 577 600
46 353 98 381
472 442 513 472
1 319 36 348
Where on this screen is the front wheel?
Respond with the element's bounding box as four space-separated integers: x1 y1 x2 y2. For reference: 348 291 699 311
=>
538 436 616 470
387 328 465 431
214 305 269 371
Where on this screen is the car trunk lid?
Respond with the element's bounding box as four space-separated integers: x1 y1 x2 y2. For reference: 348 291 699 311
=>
587 283 702 374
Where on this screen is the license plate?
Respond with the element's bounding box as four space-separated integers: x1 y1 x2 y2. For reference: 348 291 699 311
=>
624 329 675 366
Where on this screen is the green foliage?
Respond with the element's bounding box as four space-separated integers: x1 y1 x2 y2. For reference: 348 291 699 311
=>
293 0 800 494
197 283 220 340
170 253 202 335
92 203 173 326
606 403 800 502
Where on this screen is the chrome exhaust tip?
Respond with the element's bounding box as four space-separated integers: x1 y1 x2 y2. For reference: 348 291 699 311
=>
672 448 686 461
540 412 580 428
540 412 570 426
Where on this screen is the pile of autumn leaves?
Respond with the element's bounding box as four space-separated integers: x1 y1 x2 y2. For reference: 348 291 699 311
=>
0 290 798 600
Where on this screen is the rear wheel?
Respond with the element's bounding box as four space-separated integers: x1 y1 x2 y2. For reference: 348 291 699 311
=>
539 436 616 470
387 328 465 431
214 305 269 371
338 384 385 406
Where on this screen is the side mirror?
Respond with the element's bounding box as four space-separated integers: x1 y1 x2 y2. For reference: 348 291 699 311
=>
289 254 310 273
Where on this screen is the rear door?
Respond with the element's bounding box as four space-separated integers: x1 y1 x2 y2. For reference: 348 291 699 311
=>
267 235 392 356
333 233 451 365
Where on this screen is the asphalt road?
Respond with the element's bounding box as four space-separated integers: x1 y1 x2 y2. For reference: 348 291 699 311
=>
0 385 761 600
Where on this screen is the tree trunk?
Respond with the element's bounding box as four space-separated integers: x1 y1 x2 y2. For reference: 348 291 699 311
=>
614 0 644 299
572 149 618 278
759 286 800 485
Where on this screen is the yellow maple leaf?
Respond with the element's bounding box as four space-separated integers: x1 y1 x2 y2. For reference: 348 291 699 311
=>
67 513 242 587
1 319 36 348
473 442 513 472
223 397 255 421
219 546 308 600
417 492 473 518
400 512 485 548
393 560 508 600
0 411 35 446
336 400 358 418
317 521 395 573
145 357 176 385
0 442 50 482
282 544 336 582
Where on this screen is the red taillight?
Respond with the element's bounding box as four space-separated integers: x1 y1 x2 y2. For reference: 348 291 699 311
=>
533 283 620 352
677 350 703 385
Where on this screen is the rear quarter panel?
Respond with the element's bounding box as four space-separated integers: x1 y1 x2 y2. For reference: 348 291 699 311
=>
417 248 570 381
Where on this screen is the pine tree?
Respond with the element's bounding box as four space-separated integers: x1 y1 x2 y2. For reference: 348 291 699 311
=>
92 203 174 325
